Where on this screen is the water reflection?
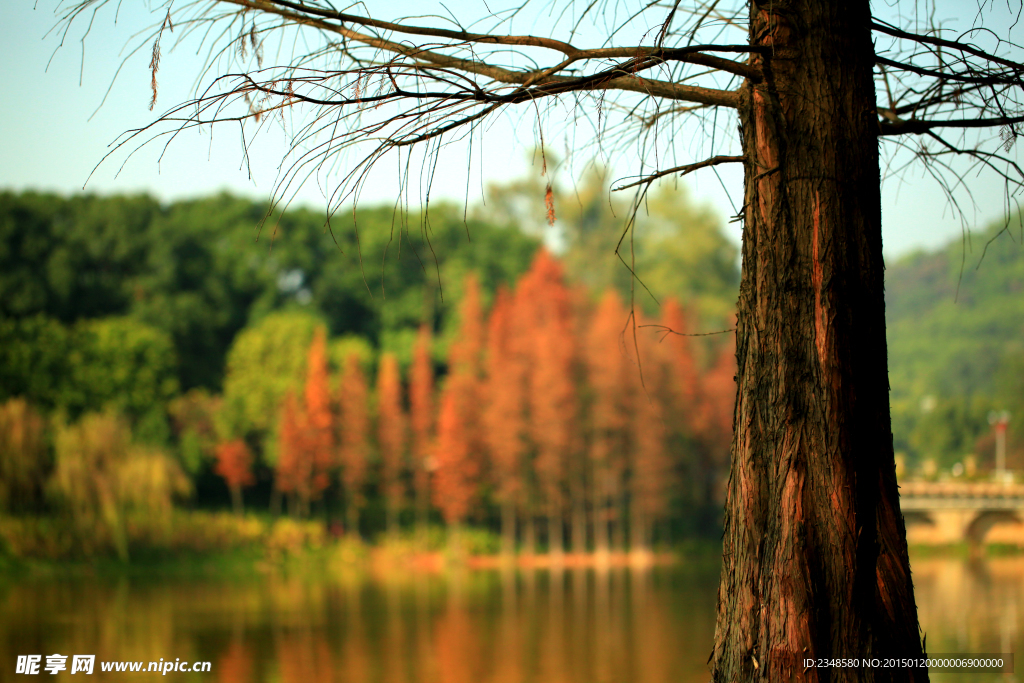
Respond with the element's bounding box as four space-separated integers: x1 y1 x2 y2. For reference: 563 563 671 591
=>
911 555 1024 682
1 556 1019 682
0 566 718 683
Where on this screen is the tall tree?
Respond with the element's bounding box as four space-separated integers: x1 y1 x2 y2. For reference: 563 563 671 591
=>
432 381 479 551
376 352 407 534
659 299 702 435
447 275 486 378
339 353 370 535
585 290 631 557
272 329 337 517
625 317 673 554
660 299 720 523
276 391 312 516
518 251 578 559
214 439 255 515
483 288 527 557
409 325 435 540
304 326 335 501
68 0 1024 674
434 274 487 550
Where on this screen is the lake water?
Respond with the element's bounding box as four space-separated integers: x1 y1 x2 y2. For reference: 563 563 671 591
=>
0 554 1019 682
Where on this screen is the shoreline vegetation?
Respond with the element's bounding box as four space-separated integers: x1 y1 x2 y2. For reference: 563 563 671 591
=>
0 510 705 579
0 510 1014 581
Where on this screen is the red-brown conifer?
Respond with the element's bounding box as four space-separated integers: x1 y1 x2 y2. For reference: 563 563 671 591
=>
518 250 577 557
432 381 478 532
214 439 254 515
339 353 370 535
376 352 407 533
586 289 631 554
701 335 737 471
304 326 335 499
483 287 527 555
626 315 673 553
659 299 702 435
409 325 435 537
433 274 487 548
277 391 313 515
448 274 485 376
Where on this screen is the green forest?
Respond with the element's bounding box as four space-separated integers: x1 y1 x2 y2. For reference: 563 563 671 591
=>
886 215 1024 475
1 178 1021 565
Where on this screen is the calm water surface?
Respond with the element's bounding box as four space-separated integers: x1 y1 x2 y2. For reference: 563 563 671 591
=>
0 555 1020 682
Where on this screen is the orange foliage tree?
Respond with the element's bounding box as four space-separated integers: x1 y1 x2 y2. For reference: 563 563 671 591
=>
339 353 370 535
432 385 478 536
214 439 254 514
433 275 486 548
273 328 336 517
626 316 673 553
483 287 527 556
304 326 335 500
409 324 435 538
658 299 708 521
449 274 486 372
447 274 486 461
276 391 312 515
517 250 578 558
376 352 407 534
585 290 631 555
659 299 702 435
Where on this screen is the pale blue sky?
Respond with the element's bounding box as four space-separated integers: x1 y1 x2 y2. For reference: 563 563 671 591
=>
2 1 1020 260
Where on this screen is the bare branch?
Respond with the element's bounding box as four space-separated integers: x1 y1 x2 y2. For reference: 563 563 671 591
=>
219 0 745 106
612 154 744 190
874 56 1022 87
872 19 1024 73
640 324 736 340
879 113 1024 135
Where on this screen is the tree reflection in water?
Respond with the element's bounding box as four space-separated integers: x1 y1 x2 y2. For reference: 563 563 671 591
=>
910 556 1024 683
8 558 948 683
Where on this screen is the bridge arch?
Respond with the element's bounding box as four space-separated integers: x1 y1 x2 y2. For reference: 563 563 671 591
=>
965 511 1022 555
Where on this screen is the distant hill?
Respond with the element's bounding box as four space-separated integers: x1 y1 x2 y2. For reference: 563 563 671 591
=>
885 214 1024 469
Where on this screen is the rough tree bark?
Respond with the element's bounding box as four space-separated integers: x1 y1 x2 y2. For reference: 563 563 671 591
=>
711 2 925 681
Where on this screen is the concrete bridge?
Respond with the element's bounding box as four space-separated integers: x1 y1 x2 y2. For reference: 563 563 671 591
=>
900 480 1024 552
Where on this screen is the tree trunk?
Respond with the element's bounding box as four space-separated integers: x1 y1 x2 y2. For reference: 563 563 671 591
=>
593 463 609 557
548 510 564 562
711 2 926 681
571 489 587 555
270 487 282 517
501 499 516 558
386 500 394 536
632 508 648 556
415 472 428 546
346 500 360 539
611 480 626 554
230 484 244 516
448 520 463 560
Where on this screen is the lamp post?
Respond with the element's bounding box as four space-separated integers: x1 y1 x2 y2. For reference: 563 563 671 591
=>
988 410 1011 480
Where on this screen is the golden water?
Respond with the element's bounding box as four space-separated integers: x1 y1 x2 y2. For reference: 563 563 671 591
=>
0 555 1019 682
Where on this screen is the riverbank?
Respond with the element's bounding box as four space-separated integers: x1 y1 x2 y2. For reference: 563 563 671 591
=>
0 512 713 579
6 511 1024 581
